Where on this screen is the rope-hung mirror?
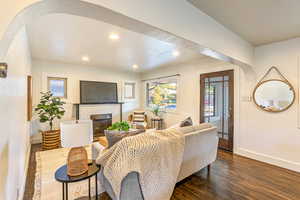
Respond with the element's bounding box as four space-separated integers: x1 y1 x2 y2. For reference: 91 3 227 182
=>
253 66 295 113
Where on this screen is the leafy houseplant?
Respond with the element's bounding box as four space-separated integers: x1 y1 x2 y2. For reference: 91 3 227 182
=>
151 105 161 117
35 91 66 131
107 121 130 131
150 105 165 118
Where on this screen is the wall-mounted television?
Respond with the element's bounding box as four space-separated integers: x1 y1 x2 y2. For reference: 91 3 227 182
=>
80 81 118 104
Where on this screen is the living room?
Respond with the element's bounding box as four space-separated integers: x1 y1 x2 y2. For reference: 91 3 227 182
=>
28 12 212 142
1 1 300 200
27 11 225 199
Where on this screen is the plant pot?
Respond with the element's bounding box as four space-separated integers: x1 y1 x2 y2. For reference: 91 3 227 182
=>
42 130 60 150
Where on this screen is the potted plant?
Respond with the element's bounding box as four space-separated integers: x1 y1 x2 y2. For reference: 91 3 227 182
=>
35 91 65 150
107 121 130 132
150 104 165 119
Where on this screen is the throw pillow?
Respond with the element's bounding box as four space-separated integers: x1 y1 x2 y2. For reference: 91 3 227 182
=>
105 129 145 148
132 111 146 122
105 130 126 148
180 117 193 127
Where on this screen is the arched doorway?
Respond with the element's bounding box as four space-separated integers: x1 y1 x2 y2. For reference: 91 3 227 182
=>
0 0 256 199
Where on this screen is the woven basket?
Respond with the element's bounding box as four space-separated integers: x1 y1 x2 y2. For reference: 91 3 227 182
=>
67 147 88 176
42 130 60 150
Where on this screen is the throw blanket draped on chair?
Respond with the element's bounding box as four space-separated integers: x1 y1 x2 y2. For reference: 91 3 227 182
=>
96 128 185 200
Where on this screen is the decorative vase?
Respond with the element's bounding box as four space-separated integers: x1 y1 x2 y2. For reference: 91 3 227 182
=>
67 147 88 176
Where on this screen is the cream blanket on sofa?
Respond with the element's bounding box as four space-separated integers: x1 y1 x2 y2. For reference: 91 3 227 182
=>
96 128 185 200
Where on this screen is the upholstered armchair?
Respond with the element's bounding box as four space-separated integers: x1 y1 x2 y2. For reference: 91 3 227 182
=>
128 111 149 129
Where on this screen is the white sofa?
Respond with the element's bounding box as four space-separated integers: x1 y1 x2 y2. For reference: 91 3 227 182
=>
92 124 218 200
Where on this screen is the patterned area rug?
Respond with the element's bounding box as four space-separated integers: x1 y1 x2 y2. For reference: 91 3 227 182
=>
33 145 104 200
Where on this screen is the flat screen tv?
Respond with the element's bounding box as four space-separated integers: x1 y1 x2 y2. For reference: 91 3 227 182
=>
80 81 118 104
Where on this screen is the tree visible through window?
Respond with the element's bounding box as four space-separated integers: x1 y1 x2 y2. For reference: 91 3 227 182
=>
146 79 177 110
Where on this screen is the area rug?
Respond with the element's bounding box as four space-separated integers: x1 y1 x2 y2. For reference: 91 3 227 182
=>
33 145 105 200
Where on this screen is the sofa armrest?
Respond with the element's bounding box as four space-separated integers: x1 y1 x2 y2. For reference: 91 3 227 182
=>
92 142 105 160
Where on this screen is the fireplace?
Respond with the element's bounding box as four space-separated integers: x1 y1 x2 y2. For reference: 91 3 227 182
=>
90 113 112 138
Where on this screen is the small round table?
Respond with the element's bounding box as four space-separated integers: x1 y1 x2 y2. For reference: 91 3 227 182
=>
55 161 100 200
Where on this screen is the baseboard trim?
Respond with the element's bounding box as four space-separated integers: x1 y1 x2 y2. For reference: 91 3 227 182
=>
235 148 300 173
18 144 31 200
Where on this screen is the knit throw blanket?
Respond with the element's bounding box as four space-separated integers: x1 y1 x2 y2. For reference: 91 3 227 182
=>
96 128 185 200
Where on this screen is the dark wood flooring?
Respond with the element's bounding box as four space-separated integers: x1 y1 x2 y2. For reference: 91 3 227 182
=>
24 144 300 200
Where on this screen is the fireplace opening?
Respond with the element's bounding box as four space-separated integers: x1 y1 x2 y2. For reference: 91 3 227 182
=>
90 113 112 139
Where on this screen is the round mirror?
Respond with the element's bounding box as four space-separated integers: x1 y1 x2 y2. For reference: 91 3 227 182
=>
253 79 295 112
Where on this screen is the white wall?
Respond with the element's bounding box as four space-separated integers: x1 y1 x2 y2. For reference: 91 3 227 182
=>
31 59 141 143
235 38 300 172
0 27 32 200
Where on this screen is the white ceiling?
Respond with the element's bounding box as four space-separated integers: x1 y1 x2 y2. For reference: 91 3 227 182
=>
27 13 205 72
188 0 300 46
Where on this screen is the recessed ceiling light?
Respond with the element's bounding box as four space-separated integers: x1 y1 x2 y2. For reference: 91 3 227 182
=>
132 64 139 69
109 33 120 40
172 50 180 57
82 56 90 62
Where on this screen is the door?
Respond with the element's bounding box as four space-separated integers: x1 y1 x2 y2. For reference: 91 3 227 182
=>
200 70 234 151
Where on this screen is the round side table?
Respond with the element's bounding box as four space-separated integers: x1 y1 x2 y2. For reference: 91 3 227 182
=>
151 118 164 130
55 161 100 200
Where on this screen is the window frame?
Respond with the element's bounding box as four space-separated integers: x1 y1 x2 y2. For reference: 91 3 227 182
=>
47 77 68 98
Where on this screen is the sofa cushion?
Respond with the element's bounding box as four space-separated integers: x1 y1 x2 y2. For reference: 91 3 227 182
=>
180 117 193 127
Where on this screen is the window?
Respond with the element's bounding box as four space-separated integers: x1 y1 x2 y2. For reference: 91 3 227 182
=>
124 82 136 99
146 78 177 110
204 85 216 117
47 77 67 98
